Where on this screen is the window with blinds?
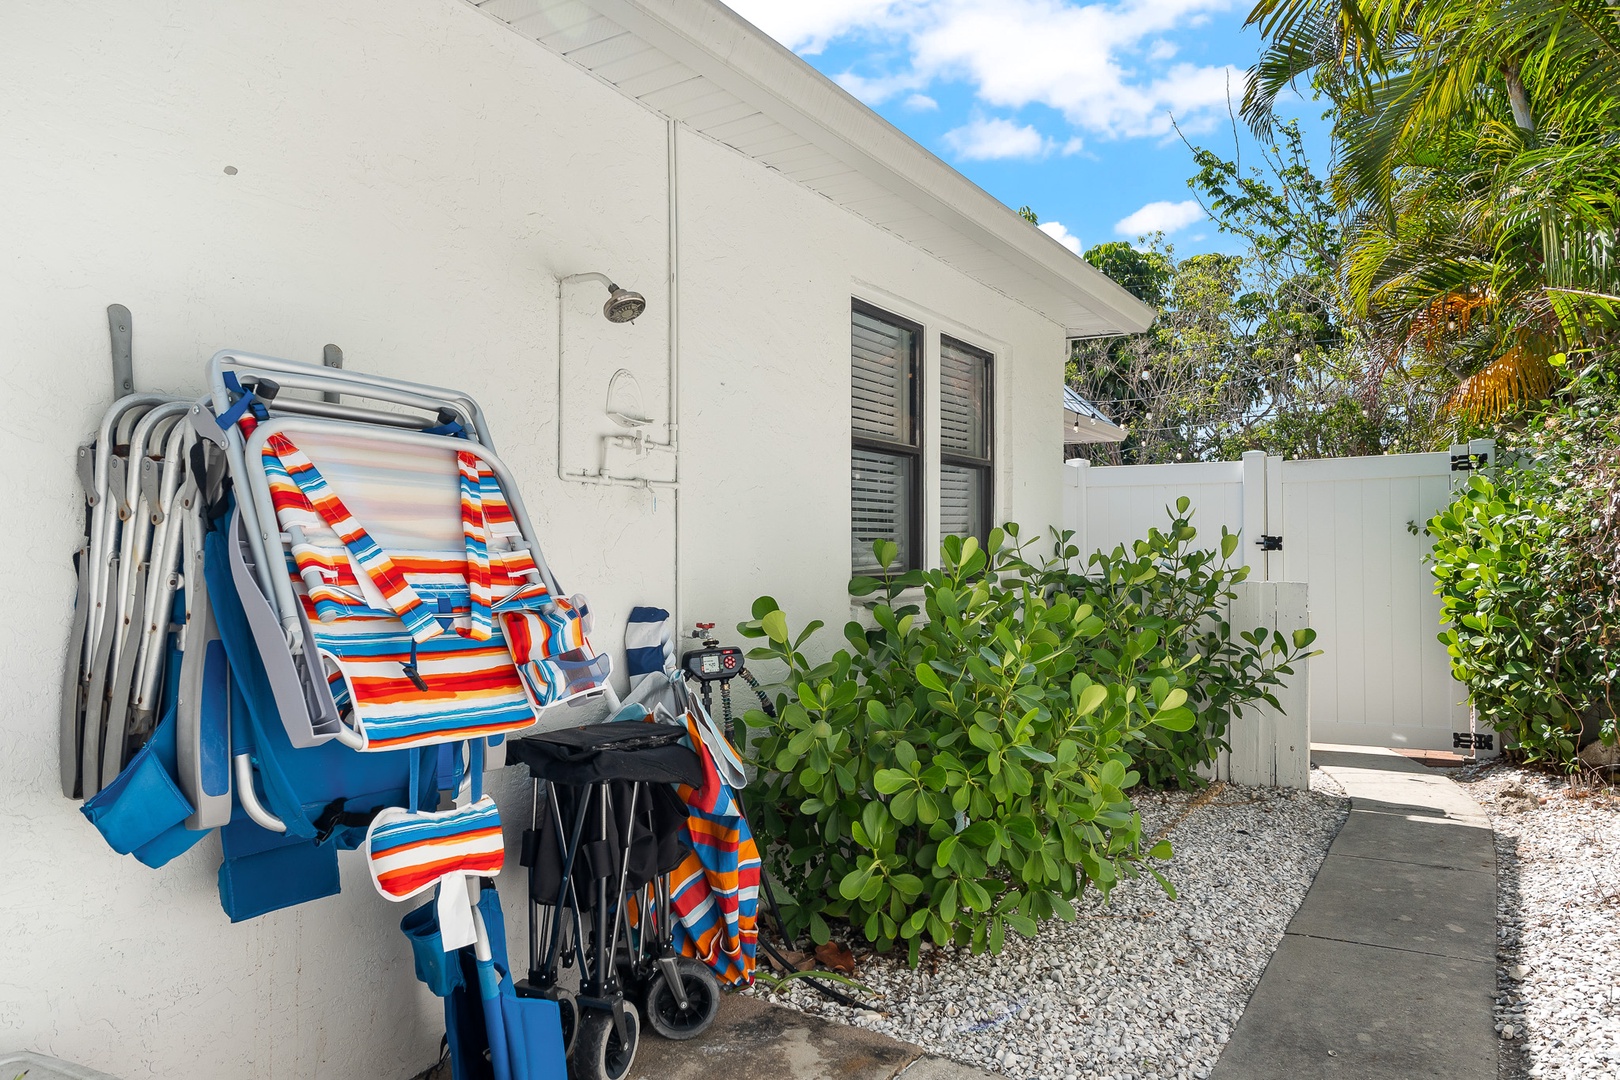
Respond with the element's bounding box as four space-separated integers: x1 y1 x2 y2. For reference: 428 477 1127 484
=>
852 302 921 573
940 336 992 544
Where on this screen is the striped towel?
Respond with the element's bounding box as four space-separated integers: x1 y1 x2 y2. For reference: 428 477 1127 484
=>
624 606 674 694
669 710 760 986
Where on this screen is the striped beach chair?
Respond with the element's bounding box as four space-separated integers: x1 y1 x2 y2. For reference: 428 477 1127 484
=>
250 420 610 751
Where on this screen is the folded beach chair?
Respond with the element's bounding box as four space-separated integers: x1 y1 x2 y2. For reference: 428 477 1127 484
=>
99 401 194 789
233 415 611 752
203 352 614 744
63 393 183 799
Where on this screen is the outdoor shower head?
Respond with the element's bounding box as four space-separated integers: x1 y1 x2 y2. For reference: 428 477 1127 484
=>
603 285 646 323
564 272 646 323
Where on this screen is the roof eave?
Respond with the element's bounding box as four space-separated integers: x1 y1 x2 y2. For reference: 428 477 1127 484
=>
582 0 1159 337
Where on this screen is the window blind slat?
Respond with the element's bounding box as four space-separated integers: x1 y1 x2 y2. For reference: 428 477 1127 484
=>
941 462 987 542
852 448 913 572
851 311 914 444
940 339 988 458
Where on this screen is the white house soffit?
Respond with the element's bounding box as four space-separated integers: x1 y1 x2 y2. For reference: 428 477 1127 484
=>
473 0 1156 338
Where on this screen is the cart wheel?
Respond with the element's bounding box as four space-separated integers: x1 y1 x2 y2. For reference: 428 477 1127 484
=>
556 994 579 1060
572 1002 639 1080
644 959 722 1040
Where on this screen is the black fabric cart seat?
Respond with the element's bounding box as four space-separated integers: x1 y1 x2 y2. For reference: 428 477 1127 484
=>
512 722 700 905
509 722 703 788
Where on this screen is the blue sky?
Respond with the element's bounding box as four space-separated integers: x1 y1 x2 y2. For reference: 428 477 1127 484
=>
726 0 1331 260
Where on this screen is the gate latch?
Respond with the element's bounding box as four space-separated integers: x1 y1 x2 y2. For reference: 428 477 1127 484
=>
1256 534 1283 551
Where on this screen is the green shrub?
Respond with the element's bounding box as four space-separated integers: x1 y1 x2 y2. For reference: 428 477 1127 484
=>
1425 361 1620 767
1054 500 1317 789
738 509 1316 964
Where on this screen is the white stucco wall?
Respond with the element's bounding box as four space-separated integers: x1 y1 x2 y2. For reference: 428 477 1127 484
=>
0 1 1067 1077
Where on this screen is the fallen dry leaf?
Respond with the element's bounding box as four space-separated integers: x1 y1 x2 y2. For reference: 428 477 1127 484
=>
814 940 857 975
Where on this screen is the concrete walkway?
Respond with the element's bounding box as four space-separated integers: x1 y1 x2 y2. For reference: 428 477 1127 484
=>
636 994 996 1080
1211 745 1499 1080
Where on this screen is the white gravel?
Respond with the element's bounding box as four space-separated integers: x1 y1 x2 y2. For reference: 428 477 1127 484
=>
1450 762 1620 1080
756 776 1348 1080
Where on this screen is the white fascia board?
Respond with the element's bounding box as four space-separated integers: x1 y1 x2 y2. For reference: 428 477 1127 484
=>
584 0 1158 338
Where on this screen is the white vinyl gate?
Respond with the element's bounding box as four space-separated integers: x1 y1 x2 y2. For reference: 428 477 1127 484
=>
1063 444 1496 754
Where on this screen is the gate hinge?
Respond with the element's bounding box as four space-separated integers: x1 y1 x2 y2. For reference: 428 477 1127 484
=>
1450 452 1489 472
1453 731 1493 750
1256 534 1283 551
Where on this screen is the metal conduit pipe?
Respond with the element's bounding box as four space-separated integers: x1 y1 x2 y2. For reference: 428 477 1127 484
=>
554 119 684 628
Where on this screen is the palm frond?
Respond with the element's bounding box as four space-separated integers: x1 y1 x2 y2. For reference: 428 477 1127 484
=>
1446 339 1558 418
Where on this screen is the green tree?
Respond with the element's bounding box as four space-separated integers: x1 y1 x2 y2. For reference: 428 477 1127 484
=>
1067 118 1432 462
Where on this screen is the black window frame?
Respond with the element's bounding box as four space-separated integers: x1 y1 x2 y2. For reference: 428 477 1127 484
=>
851 299 925 573
938 333 994 545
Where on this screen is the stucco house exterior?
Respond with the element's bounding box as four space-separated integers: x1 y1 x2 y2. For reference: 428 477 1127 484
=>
0 1 1153 1076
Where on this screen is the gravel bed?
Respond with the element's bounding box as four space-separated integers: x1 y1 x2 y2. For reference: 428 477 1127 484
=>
756 776 1348 1080
1449 762 1620 1080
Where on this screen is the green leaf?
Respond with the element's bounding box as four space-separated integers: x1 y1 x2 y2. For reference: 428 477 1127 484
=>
1148 868 1177 900
761 609 790 644
936 834 959 869
1152 707 1196 731
838 867 871 900
914 664 947 693
1291 627 1318 650
1075 683 1109 717
1149 839 1172 860
849 576 884 597
874 768 913 795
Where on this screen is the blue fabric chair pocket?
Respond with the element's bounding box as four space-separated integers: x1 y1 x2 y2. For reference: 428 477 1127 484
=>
80 708 205 866
401 900 466 997
217 816 341 922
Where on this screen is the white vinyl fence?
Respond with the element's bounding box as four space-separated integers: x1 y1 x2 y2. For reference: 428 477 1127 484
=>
1064 443 1496 755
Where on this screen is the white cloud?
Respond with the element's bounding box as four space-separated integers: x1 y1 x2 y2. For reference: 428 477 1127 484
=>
1114 198 1206 236
1038 220 1083 254
727 0 1245 139
1060 136 1086 155
904 93 940 110
942 117 1055 160
835 70 927 104
725 0 907 54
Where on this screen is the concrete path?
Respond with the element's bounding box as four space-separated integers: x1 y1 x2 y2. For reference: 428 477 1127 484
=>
636 994 996 1080
1211 745 1499 1080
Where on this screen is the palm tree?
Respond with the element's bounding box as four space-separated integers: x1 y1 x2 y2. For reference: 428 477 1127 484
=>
1242 0 1620 419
